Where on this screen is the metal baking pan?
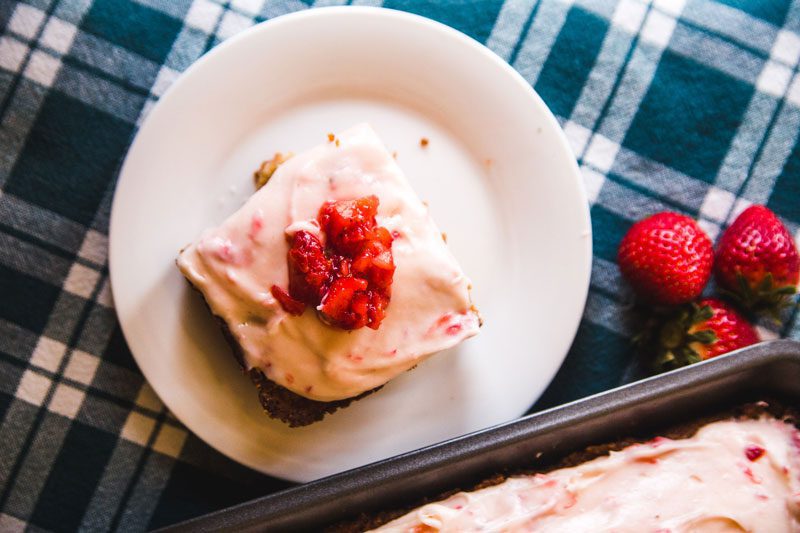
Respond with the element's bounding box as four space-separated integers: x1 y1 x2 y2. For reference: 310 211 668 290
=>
162 339 800 532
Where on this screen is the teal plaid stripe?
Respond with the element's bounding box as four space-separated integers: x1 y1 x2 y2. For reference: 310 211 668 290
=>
1 0 799 530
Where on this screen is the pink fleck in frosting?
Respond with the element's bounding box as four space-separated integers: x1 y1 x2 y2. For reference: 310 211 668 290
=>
371 418 800 532
177 124 480 402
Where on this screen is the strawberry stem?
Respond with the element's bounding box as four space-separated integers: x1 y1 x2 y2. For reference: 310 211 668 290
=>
636 303 718 372
722 272 797 320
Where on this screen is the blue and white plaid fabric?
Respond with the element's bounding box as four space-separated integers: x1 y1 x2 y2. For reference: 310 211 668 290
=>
1 0 798 530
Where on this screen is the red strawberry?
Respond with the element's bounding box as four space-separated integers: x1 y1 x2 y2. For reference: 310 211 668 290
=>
618 212 713 305
715 205 799 316
270 285 305 316
653 298 758 370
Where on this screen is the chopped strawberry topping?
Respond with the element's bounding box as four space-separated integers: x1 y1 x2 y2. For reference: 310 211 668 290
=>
320 277 369 329
270 285 305 316
272 196 395 330
745 445 766 461
318 195 379 255
287 231 332 303
351 232 395 291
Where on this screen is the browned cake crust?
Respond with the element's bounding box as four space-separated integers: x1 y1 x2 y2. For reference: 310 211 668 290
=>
328 400 800 532
186 279 380 427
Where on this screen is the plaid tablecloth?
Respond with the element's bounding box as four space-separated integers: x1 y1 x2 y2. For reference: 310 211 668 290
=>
1 0 799 530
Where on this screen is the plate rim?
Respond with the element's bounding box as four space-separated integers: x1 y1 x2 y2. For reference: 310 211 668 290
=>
109 6 592 478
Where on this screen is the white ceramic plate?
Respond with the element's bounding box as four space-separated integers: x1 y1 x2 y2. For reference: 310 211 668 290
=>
109 7 591 482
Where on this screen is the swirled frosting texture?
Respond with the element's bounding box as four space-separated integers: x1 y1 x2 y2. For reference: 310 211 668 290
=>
371 418 800 532
177 124 479 401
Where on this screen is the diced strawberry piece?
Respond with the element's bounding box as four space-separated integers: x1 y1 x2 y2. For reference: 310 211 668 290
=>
350 292 371 324
270 285 305 316
320 277 370 329
351 237 395 291
745 445 766 461
366 291 389 329
318 196 379 255
373 226 393 247
287 231 332 303
332 255 352 278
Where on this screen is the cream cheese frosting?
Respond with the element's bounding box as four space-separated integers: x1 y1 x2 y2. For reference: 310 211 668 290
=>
371 418 800 532
177 124 480 402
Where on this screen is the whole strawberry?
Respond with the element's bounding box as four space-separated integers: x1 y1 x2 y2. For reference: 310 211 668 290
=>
715 205 799 316
654 298 758 370
618 212 713 305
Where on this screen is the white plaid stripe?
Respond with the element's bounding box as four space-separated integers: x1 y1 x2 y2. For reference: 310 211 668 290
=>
681 0 776 55
567 8 650 129
0 322 39 371
0 513 26 533
485 0 537 61
259 0 309 20
231 0 267 15
589 256 629 296
0 37 28 73
0 78 48 189
0 196 88 253
7 4 45 41
29 337 67 373
593 7 674 144
595 174 680 221
79 440 150 531
217 8 254 39
612 149 709 211
713 94 785 192
39 15 78 54
116 452 176 531
0 231 72 287
512 0 573 83
67 32 161 92
786 0 800 33
0 2 92 191
584 291 632 336
742 105 800 203
185 0 223 33
705 43 800 262
2 412 71 521
574 0 617 19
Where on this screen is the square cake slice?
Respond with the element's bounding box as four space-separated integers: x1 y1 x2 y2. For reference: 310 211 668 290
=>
177 123 480 426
